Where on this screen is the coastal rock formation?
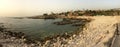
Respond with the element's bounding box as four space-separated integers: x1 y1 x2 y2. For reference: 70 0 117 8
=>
64 16 118 47
0 16 120 47
39 16 119 47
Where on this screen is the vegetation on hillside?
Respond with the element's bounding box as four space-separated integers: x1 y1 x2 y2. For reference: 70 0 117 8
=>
44 8 120 16
28 8 120 19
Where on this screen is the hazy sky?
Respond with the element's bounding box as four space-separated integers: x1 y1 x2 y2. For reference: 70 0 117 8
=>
0 0 120 17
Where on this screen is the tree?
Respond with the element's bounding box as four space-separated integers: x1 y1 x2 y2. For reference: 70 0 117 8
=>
43 13 48 16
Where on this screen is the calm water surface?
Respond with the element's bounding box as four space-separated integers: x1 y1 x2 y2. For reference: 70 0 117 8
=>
0 17 79 39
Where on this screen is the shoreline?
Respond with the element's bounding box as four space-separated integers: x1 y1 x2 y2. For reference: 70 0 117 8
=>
0 17 91 47
1 16 119 47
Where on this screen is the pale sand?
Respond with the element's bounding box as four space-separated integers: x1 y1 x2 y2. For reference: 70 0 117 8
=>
65 16 118 47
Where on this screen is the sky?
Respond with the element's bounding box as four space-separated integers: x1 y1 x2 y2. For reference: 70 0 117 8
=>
0 0 120 17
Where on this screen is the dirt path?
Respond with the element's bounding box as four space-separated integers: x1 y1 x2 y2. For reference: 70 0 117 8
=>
111 17 120 47
111 26 120 47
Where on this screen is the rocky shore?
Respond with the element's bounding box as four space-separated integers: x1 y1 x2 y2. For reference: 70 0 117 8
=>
53 18 91 26
0 16 119 47
0 25 34 47
0 17 91 47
